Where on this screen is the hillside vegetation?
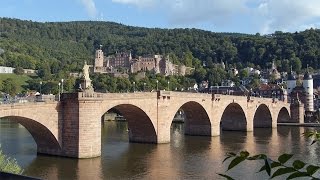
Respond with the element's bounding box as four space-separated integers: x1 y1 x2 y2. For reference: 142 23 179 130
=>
1 18 320 94
1 18 320 73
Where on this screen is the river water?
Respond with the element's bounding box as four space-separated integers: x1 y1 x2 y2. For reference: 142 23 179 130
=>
0 120 320 180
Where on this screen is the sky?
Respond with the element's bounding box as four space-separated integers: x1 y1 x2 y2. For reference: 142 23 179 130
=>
1 0 320 34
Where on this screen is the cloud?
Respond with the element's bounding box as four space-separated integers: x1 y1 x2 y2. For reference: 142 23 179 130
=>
80 0 98 18
254 0 320 34
111 0 320 34
111 0 155 8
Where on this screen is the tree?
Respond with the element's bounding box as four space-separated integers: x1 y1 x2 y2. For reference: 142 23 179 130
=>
37 62 52 81
206 56 214 68
184 51 193 67
13 67 24 75
2 78 18 96
239 69 249 79
292 57 302 74
0 146 23 174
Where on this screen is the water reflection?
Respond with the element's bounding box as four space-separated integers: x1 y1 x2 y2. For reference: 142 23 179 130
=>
0 119 320 179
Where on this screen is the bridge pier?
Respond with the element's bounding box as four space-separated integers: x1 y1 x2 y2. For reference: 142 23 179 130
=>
61 92 102 158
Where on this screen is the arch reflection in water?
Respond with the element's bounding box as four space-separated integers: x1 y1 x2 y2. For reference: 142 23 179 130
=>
2 118 320 179
0 116 61 155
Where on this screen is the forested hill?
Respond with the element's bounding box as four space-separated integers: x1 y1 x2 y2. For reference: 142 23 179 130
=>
1 17 320 74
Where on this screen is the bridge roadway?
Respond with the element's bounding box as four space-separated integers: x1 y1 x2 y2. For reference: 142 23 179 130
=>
0 91 291 158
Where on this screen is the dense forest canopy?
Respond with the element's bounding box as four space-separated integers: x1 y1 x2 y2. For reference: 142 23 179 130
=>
0 17 320 93
1 18 320 72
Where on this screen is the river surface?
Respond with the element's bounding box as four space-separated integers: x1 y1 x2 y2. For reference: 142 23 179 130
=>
0 120 320 180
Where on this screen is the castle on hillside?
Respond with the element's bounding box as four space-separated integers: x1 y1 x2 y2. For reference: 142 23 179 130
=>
93 47 194 76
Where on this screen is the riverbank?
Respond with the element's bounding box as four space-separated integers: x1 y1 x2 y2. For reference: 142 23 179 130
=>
278 123 320 127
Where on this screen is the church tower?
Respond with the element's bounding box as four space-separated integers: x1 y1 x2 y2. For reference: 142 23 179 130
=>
303 65 314 113
94 45 104 73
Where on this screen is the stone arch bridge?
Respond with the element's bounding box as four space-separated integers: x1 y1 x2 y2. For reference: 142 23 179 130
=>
0 91 292 158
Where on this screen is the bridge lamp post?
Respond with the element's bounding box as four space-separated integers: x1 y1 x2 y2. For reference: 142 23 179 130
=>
58 82 61 101
167 81 170 91
61 79 64 93
156 80 159 91
39 81 42 95
133 82 135 92
216 84 219 94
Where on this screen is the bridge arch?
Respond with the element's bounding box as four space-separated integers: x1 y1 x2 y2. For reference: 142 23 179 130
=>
253 104 272 128
177 101 211 136
102 104 157 143
220 103 247 131
0 116 62 155
277 107 291 123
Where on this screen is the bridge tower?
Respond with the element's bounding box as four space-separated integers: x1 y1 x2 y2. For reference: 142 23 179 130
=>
303 66 314 120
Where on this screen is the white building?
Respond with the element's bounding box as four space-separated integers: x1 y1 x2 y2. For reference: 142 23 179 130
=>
0 66 14 73
303 70 314 112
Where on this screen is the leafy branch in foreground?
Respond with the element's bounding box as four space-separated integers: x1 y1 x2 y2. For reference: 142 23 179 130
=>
218 151 320 179
0 146 24 174
218 131 320 179
303 130 320 145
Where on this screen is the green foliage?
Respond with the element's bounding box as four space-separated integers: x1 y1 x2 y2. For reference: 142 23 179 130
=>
13 67 24 75
219 131 320 179
2 17 320 77
91 73 196 93
3 18 320 93
1 78 18 96
218 151 320 179
0 146 23 174
0 74 31 93
303 130 320 145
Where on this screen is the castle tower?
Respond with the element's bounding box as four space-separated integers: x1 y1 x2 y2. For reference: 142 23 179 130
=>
303 65 314 112
94 45 104 72
286 66 296 94
154 55 161 74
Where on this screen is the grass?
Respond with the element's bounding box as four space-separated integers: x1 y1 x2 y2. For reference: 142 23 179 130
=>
0 73 33 93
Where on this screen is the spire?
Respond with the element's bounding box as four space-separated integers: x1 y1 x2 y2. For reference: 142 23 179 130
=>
304 64 312 80
287 65 296 80
272 60 276 70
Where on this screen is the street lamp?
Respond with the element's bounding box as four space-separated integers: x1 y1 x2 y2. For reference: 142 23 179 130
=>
216 84 219 94
156 80 159 91
133 82 135 92
58 82 61 101
143 82 146 92
167 81 170 91
39 81 42 95
61 79 64 93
